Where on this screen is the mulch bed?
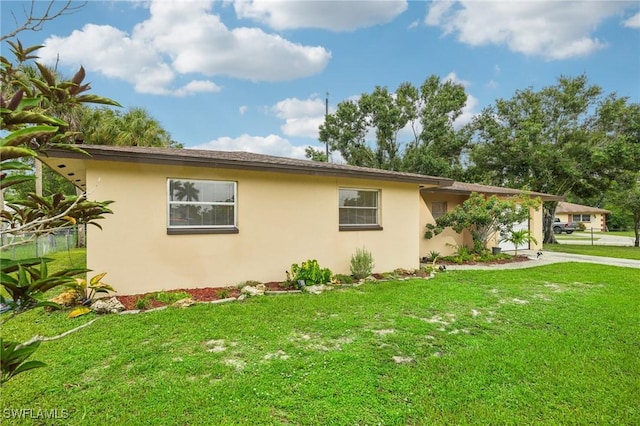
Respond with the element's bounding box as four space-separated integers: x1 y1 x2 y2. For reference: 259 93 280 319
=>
116 283 287 311
437 254 532 266
115 255 533 311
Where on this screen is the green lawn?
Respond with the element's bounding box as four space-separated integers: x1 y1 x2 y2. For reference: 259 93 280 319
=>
2 264 638 425
606 230 636 237
544 243 640 260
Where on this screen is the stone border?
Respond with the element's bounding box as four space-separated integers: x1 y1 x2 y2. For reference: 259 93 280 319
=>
109 273 438 316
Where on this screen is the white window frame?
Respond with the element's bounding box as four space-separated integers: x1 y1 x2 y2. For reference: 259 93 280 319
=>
338 188 381 229
167 178 237 232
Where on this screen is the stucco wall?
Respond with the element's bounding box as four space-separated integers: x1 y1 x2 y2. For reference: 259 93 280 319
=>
419 192 471 257
555 212 607 232
86 161 422 295
420 193 544 255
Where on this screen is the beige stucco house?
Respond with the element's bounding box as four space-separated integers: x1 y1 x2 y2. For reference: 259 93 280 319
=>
41 145 454 295
40 145 559 295
555 202 610 232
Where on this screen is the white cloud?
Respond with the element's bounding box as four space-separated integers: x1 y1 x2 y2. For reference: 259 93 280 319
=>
623 11 640 28
39 0 330 95
191 134 308 159
234 0 408 31
486 80 498 89
173 80 222 97
443 71 470 87
425 1 630 60
453 94 479 129
272 97 326 139
239 105 248 115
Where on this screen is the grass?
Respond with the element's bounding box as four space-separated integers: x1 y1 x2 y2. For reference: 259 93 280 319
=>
0 233 78 260
554 234 600 241
544 243 640 260
2 264 638 425
606 230 636 237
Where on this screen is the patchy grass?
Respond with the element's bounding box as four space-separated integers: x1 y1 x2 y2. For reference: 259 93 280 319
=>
544 243 640 260
2 264 638 425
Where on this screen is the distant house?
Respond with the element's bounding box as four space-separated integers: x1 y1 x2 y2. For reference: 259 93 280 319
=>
555 202 610 232
40 146 560 295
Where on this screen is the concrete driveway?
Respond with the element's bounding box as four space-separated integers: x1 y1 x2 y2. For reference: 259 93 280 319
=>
445 249 640 270
556 232 636 246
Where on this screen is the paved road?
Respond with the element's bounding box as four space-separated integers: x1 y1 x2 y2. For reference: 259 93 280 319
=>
444 249 640 270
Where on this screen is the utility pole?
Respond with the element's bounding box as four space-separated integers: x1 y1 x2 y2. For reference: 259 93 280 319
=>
325 91 329 162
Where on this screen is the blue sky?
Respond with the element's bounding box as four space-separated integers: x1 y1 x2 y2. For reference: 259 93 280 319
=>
2 0 639 160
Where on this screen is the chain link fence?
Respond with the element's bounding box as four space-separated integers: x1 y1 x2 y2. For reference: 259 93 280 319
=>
0 227 79 259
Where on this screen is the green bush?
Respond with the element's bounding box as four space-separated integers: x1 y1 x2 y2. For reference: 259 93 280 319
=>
332 274 354 284
154 291 191 304
350 247 375 279
134 297 149 310
290 260 332 285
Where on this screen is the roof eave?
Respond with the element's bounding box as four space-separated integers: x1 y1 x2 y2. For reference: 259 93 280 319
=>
40 147 453 187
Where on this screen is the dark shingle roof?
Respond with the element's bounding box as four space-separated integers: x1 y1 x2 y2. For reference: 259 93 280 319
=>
41 145 454 187
422 181 563 201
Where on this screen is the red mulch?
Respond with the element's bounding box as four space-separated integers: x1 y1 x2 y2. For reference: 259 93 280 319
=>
437 255 532 266
115 256 533 311
116 283 288 311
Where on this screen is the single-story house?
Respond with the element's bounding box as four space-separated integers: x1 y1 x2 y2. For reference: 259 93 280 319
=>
555 202 610 232
40 145 452 295
39 145 559 295
421 182 562 255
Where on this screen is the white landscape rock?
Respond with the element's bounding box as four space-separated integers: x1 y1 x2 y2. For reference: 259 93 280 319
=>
90 297 125 314
172 298 197 308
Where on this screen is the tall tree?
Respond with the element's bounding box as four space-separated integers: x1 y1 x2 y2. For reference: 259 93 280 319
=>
466 75 639 243
79 107 181 148
319 76 469 176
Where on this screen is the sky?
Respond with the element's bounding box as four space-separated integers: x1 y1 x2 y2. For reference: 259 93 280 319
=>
2 0 639 160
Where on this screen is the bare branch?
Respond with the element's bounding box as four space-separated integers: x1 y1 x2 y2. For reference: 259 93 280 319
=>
1 0 87 42
15 318 99 348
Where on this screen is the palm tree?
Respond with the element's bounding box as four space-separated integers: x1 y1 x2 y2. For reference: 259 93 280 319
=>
501 229 538 256
80 107 181 148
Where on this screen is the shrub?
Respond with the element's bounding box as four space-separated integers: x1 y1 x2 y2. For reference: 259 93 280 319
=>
332 274 354 284
350 247 375 279
290 260 332 285
134 297 149 310
428 250 440 261
154 291 190 305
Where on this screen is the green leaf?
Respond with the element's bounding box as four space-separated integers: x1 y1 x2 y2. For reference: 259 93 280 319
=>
1 125 60 147
0 174 35 190
11 360 46 377
74 94 122 107
0 146 37 161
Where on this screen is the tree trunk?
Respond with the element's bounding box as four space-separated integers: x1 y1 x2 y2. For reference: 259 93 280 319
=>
635 221 639 248
75 187 86 248
543 201 559 244
35 159 43 196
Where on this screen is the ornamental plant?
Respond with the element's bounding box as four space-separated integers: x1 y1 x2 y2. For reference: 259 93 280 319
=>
290 259 332 286
425 192 540 254
350 247 374 279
